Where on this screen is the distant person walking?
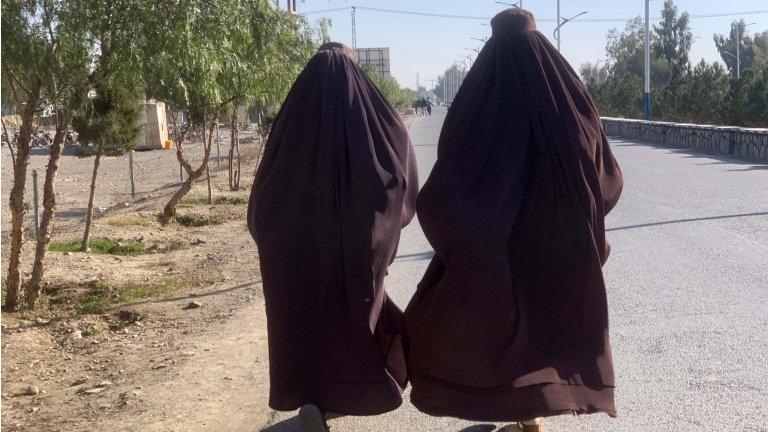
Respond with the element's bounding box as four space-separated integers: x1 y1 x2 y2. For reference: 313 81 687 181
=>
404 9 623 431
248 42 418 432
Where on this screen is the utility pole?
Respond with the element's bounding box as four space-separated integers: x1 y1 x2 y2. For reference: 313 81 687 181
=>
724 23 755 79
557 0 561 51
554 9 588 53
738 22 757 79
644 0 651 120
737 29 741 79
351 6 357 49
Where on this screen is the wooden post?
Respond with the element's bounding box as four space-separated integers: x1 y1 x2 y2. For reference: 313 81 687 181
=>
216 124 221 171
128 150 136 198
206 167 212 205
204 118 212 204
32 169 40 240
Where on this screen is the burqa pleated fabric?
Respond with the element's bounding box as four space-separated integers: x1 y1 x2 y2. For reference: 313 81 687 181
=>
247 42 418 415
404 10 623 421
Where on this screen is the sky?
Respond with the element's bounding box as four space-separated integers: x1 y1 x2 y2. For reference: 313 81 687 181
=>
292 0 768 89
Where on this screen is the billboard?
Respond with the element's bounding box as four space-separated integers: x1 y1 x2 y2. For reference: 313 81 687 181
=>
355 47 391 79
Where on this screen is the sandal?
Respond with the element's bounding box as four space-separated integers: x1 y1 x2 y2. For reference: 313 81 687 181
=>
518 418 544 432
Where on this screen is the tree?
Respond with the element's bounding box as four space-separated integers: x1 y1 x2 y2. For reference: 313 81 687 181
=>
434 64 466 103
73 77 142 252
144 0 239 224
363 65 417 108
715 20 763 78
25 0 142 308
579 62 608 85
2 0 58 310
582 0 766 127
217 0 326 191
653 0 692 80
729 64 768 127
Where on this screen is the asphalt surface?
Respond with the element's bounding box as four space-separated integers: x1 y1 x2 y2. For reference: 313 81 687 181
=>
262 106 768 432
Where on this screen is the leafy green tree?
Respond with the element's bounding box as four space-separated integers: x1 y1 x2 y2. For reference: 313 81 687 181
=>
217 0 327 191
581 1 767 127
73 76 143 252
587 72 644 118
362 65 417 108
579 62 608 86
653 0 692 80
25 0 144 309
729 65 768 127
434 64 466 103
1 0 46 310
141 0 231 224
754 31 768 65
2 0 97 309
714 20 764 78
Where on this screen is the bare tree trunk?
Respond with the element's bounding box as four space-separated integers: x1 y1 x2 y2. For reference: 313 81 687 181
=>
160 114 219 225
25 119 68 308
4 84 42 311
81 140 104 252
228 108 241 191
2 118 18 172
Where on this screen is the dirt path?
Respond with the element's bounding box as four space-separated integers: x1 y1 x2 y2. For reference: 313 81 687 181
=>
92 297 273 432
3 279 277 432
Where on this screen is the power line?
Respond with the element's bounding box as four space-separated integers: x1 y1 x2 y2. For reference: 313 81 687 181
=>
301 5 768 24
302 6 351 14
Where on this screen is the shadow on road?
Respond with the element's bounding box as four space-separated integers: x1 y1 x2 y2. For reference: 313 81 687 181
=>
260 416 300 431
609 139 768 167
458 425 497 432
607 211 768 232
726 165 768 171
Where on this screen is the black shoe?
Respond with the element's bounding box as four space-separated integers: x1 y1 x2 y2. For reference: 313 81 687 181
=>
298 404 329 432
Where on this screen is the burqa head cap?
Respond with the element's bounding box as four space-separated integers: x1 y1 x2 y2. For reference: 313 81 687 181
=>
491 8 537 37
317 42 358 62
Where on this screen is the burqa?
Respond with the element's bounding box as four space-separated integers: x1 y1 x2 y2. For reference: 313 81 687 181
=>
247 42 418 415
404 9 623 421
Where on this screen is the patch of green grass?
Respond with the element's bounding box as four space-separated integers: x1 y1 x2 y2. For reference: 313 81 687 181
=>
179 196 211 206
74 280 178 314
174 213 225 227
48 239 83 253
75 295 108 314
49 237 145 256
116 284 151 303
214 196 248 205
180 196 248 206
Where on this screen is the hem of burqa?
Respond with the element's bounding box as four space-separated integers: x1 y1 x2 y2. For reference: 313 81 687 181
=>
409 370 616 422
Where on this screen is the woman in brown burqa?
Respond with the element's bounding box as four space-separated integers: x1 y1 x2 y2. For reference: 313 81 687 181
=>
247 43 417 430
404 9 623 430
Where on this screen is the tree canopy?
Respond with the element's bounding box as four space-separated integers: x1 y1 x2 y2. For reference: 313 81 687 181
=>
582 0 767 127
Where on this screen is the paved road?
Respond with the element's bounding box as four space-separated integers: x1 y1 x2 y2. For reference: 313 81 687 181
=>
263 106 768 431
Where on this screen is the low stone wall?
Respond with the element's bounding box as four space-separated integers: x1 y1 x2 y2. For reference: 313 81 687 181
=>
601 117 768 162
